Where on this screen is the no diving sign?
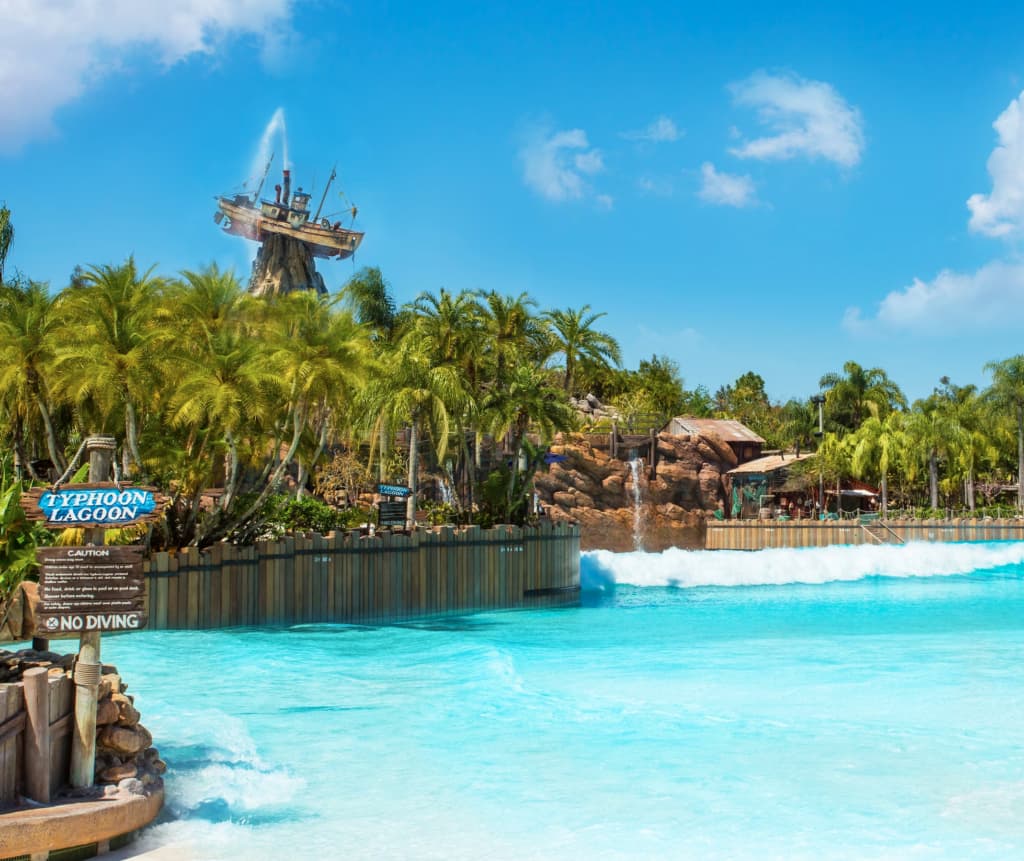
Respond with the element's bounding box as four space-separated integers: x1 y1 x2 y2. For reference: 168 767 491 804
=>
37 546 147 634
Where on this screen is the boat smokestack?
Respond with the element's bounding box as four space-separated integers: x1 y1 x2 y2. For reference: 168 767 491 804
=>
282 169 291 207
274 184 282 205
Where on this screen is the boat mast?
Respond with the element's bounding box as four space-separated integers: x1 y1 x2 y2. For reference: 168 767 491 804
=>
314 164 337 223
253 153 274 202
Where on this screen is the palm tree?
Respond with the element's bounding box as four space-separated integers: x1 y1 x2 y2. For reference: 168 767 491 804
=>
543 305 622 395
366 334 464 524
167 264 247 340
478 290 546 376
778 398 818 455
850 412 905 516
167 325 278 518
257 292 372 507
341 266 399 340
819 361 906 432
905 395 961 511
0 206 13 283
482 363 574 522
0 280 66 474
343 267 403 482
984 356 1024 510
50 257 170 476
411 288 486 511
815 432 853 515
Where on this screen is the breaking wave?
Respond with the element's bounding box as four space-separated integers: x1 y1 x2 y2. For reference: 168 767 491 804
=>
582 541 1024 591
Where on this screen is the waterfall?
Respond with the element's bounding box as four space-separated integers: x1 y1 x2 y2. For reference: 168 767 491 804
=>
628 458 644 551
439 476 456 506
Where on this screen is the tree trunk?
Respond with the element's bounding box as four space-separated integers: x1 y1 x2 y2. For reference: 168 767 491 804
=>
12 421 40 481
234 404 306 529
299 417 330 501
36 397 66 473
222 432 240 511
881 473 888 518
125 402 143 478
929 450 939 510
379 422 390 483
460 426 475 521
966 472 975 513
406 416 419 526
1017 404 1023 511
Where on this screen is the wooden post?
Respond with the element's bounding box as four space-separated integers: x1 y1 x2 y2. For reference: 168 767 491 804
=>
69 434 114 789
23 667 51 803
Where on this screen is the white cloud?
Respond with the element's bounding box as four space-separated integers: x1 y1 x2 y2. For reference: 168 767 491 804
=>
595 194 614 211
574 150 605 175
967 91 1024 238
520 127 606 203
697 162 757 208
0 0 293 154
621 115 682 143
729 71 864 167
844 259 1024 334
637 175 674 197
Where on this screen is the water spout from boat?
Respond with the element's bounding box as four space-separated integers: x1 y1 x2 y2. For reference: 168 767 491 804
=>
250 108 289 190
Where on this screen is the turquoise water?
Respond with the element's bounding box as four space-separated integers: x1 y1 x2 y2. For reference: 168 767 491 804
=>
103 542 1024 860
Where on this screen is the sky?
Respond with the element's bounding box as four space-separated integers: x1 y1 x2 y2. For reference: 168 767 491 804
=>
3 1 1024 404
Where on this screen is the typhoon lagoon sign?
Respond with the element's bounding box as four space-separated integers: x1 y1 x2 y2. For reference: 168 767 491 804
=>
21 483 167 528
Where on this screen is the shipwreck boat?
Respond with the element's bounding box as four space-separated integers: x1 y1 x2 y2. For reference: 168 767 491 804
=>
214 164 363 260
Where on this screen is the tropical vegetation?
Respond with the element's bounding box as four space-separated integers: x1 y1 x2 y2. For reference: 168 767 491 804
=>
4 203 1024 554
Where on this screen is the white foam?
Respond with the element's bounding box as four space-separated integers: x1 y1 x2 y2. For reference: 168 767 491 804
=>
582 541 1024 590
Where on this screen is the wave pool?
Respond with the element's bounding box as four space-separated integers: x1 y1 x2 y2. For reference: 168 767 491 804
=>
103 541 1024 859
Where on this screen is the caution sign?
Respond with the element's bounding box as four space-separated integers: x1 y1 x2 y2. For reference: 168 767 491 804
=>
37 546 147 634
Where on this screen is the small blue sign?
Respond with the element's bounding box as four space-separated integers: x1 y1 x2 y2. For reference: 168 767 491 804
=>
378 483 411 498
36 487 158 526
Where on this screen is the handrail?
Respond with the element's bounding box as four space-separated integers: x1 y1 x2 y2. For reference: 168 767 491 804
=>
876 521 905 544
860 524 884 544
860 522 904 545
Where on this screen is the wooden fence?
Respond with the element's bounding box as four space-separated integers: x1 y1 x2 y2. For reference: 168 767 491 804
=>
0 671 74 806
706 518 1024 550
144 521 581 630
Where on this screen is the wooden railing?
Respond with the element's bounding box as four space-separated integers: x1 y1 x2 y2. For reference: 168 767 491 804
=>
0 670 74 805
706 518 1024 550
144 521 581 630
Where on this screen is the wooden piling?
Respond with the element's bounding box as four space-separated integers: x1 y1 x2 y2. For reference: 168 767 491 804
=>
23 667 50 803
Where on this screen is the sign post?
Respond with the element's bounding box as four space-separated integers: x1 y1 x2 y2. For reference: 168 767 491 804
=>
69 435 114 789
19 434 166 789
377 484 410 529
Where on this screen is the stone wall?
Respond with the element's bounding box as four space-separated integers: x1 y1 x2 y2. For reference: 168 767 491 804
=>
535 432 735 552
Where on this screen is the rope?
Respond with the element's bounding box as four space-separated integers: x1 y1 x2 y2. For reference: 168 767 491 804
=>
111 444 123 491
51 435 119 491
51 439 88 491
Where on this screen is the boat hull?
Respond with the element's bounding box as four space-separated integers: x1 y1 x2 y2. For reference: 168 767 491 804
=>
216 198 363 260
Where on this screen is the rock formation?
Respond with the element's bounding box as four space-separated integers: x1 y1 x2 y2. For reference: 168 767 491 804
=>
0 649 166 790
535 431 736 551
249 233 327 297
568 393 619 425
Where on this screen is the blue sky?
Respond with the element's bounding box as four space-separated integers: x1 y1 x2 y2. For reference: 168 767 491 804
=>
3 1 1024 403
